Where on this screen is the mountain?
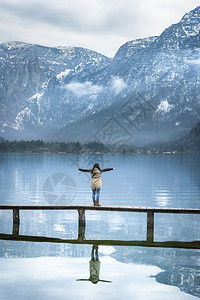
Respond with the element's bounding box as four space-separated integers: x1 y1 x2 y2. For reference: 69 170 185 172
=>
0 6 200 145
52 6 200 146
176 120 200 152
0 42 111 139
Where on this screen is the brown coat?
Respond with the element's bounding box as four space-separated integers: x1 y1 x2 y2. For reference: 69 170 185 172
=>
90 167 102 189
78 167 114 190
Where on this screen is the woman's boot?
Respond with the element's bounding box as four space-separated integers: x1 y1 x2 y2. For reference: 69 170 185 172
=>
96 201 101 206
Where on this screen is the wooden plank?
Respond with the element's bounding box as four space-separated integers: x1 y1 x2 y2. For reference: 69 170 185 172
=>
0 205 199 214
12 208 20 236
147 212 154 242
13 208 20 224
78 209 86 241
12 223 19 236
0 233 199 249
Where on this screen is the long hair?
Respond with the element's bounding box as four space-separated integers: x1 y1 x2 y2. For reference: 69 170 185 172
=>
91 163 101 173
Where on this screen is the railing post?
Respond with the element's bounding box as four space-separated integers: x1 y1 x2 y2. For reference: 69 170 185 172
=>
78 209 86 241
13 208 20 236
147 211 154 242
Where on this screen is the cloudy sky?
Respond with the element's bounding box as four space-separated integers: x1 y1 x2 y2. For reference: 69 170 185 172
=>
0 0 199 57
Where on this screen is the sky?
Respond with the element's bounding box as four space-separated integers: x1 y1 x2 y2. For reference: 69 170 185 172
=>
0 0 199 57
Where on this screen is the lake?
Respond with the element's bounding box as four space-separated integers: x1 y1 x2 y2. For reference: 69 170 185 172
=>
0 153 200 299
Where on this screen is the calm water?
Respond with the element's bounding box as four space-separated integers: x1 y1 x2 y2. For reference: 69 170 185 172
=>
0 153 200 299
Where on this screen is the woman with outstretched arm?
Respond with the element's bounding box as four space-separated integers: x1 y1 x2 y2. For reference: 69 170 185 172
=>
78 163 114 206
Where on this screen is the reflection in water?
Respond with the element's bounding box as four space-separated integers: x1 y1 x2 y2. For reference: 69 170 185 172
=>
156 267 200 298
0 153 200 299
1 153 200 208
0 229 199 297
77 245 112 284
113 246 200 298
1 255 196 300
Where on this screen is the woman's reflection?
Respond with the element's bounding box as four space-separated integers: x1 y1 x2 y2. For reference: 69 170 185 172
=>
77 245 112 284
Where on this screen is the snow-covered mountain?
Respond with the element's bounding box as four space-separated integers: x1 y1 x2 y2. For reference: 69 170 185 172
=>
0 6 200 145
0 42 111 138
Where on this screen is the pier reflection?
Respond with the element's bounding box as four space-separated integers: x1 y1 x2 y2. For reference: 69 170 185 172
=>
0 228 200 249
0 231 199 297
1 231 199 249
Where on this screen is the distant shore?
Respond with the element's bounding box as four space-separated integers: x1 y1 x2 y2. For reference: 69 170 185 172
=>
0 139 199 155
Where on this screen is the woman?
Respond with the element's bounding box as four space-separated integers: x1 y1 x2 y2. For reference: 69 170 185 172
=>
78 163 114 206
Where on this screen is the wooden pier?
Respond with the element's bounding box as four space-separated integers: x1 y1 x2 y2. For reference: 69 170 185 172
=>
0 205 199 246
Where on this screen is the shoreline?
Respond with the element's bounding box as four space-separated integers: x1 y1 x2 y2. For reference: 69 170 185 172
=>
0 150 199 155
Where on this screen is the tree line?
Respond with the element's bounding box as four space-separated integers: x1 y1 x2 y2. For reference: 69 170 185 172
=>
0 121 199 154
0 140 114 153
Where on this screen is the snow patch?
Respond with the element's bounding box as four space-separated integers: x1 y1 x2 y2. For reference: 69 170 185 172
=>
15 107 37 129
28 92 44 112
154 100 173 116
41 80 49 88
0 122 9 133
4 41 27 50
29 93 43 102
184 106 193 112
56 69 71 80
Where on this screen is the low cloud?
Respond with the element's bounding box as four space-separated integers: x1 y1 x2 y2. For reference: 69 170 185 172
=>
64 81 103 97
110 76 127 95
188 59 200 65
64 77 128 98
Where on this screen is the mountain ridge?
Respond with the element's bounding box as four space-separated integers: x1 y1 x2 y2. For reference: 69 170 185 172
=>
0 6 200 145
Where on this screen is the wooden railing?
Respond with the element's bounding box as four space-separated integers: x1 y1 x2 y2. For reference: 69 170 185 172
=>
0 205 199 244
